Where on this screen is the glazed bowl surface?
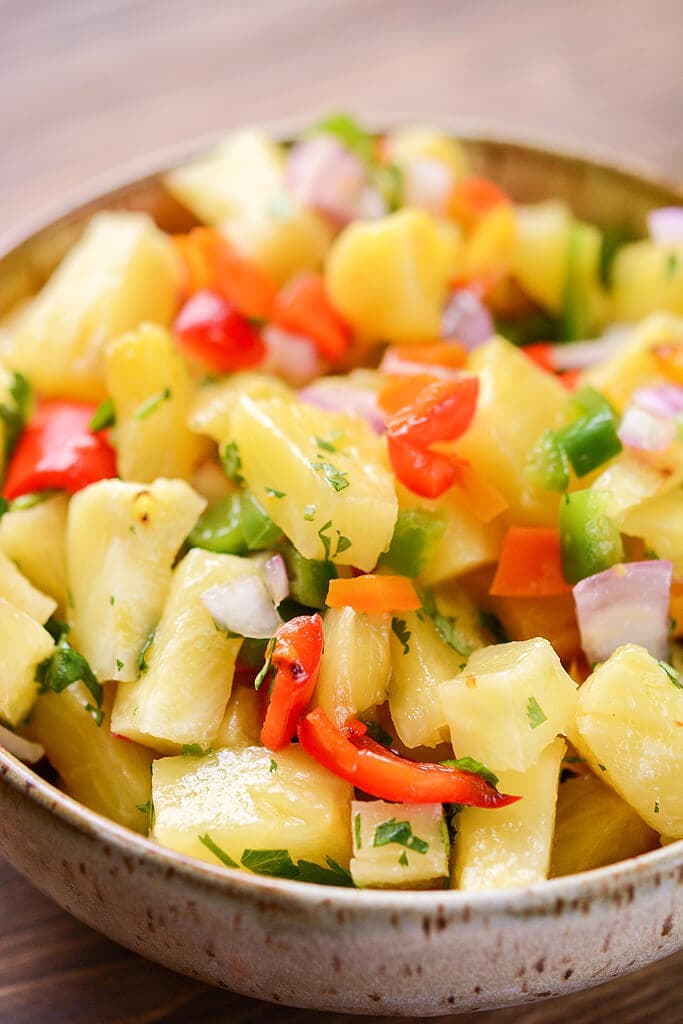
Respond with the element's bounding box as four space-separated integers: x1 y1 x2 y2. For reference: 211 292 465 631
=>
0 125 681 1016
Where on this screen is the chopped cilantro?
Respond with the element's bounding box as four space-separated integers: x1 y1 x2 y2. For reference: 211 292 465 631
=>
295 856 355 887
137 799 155 830
116 659 124 671
317 520 333 559
654 799 660 814
133 387 172 420
417 586 472 657
9 372 31 419
309 112 375 166
254 636 275 691
310 460 349 492
398 850 409 867
315 432 344 454
526 696 547 729
35 636 102 710
334 532 351 556
43 616 69 644
303 504 317 522
199 833 239 868
109 594 115 606
182 743 211 757
137 630 155 675
269 758 278 774
392 617 411 655
657 659 683 689
265 487 286 499
478 609 510 644
241 848 299 879
9 490 57 512
354 812 362 849
85 703 105 727
373 818 429 854
220 441 244 485
89 397 116 432
439 756 499 787
360 719 393 748
597 763 607 772
666 251 679 279
563 755 585 764
0 372 31 461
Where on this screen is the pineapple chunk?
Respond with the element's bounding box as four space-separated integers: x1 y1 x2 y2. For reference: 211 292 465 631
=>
453 738 565 890
4 212 180 400
0 494 69 611
188 372 290 445
575 644 683 836
621 488 683 576
0 548 56 623
229 395 397 571
165 130 334 285
464 203 518 279
314 607 391 727
111 549 251 752
213 685 262 748
105 323 202 482
27 683 153 832
611 240 683 321
587 313 683 409
592 447 683 522
388 611 467 748
350 800 449 889
454 338 568 525
152 744 352 868
0 597 54 725
384 128 466 179
325 208 461 342
67 479 206 682
550 772 658 877
485 592 580 664
440 638 578 773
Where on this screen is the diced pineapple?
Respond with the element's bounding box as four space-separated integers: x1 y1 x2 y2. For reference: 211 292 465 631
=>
27 683 153 832
440 638 578 773
485 593 580 664
4 212 180 400
454 339 568 525
453 738 565 890
105 323 202 482
586 313 683 409
621 488 683 576
165 130 334 285
67 479 206 682
325 208 461 342
111 548 251 752
229 395 397 571
550 772 658 877
575 644 683 836
350 800 449 889
188 372 291 445
592 447 683 523
0 494 69 611
464 203 518 279
213 685 262 748
0 597 54 725
611 240 683 321
314 607 391 727
388 611 467 749
384 128 466 179
0 549 56 624
152 744 352 868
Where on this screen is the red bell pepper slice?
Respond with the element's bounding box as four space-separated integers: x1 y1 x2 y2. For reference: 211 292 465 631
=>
260 613 324 751
298 708 519 808
272 274 351 362
489 527 573 597
387 436 458 499
3 401 117 500
173 289 266 372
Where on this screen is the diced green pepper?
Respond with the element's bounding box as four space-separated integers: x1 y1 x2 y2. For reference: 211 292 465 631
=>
278 540 337 609
240 495 283 550
559 489 623 583
559 223 592 342
526 429 570 492
570 386 617 419
555 410 622 477
378 509 446 577
188 493 281 555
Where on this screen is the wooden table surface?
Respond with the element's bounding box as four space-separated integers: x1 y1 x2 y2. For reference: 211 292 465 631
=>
1 1 682 1021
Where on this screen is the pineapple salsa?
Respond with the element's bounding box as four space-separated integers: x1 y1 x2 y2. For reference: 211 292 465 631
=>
0 115 682 892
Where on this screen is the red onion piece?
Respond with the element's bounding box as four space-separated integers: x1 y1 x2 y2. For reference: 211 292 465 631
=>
0 724 45 764
573 560 673 664
261 326 323 387
441 288 495 350
647 207 683 245
632 384 683 418
264 554 289 606
285 136 385 227
550 325 630 371
298 382 386 433
402 158 454 216
201 575 283 639
618 405 676 452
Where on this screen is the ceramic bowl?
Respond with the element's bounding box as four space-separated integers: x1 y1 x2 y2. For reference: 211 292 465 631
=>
0 127 681 1016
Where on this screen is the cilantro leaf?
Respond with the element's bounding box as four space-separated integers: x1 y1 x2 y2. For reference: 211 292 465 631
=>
657 659 683 690
199 833 239 868
439 756 499 787
391 617 411 655
334 532 351 555
373 817 429 854
241 848 299 878
137 630 155 675
35 637 102 710
182 743 211 757
526 695 547 729
89 397 116 432
310 460 349 492
9 372 31 419
265 487 286 499
317 520 333 560
254 636 276 691
359 719 393 748
133 387 172 420
296 856 355 887
309 112 375 165
354 812 362 849
221 441 244 485
478 609 510 644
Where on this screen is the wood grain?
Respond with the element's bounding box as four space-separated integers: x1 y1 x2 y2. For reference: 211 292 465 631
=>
0 0 682 1021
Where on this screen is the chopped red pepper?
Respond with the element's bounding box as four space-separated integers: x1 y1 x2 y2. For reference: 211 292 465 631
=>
260 614 324 752
387 436 458 499
173 289 266 372
273 274 351 362
489 527 573 597
298 707 519 807
3 401 117 500
448 177 510 231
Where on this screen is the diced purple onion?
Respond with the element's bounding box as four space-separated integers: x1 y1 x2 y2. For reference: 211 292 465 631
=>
262 326 323 387
402 158 454 216
647 207 683 245
264 554 289 606
550 325 630 371
298 382 386 433
573 560 673 664
201 575 283 639
632 383 683 418
0 724 45 764
441 288 495 350
285 136 385 227
618 404 676 452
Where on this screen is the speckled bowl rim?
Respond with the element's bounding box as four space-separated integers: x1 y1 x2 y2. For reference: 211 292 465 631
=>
1 118 682 923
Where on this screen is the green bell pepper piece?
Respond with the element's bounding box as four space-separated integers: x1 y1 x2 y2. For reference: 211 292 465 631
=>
188 493 281 555
378 509 446 577
278 540 337 609
559 489 623 584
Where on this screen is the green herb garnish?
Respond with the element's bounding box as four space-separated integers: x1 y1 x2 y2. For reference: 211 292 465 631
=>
240 848 299 879
137 629 155 675
439 756 499 787
354 812 362 849
373 818 429 854
391 617 411 655
254 637 276 691
265 487 286 499
199 833 239 868
89 397 116 432
310 460 349 492
221 441 244 485
526 696 547 729
657 659 683 689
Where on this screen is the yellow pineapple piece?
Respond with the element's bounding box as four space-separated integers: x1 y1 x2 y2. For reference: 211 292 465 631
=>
0 597 54 725
105 323 202 482
575 644 683 836
440 638 578 773
152 744 352 868
464 203 518 279
188 372 290 445
4 212 180 400
67 479 206 683
0 494 69 611
229 395 397 571
384 128 466 179
314 607 391 727
611 240 683 321
213 685 262 748
325 208 461 342
0 549 55 624
486 592 580 665
453 738 565 890
550 772 658 877
586 313 683 410
350 800 449 889
622 488 683 576
592 446 683 522
454 338 568 525
111 549 252 752
28 683 153 832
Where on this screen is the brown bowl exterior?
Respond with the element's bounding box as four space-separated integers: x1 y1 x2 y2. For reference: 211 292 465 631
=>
0 128 681 1016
